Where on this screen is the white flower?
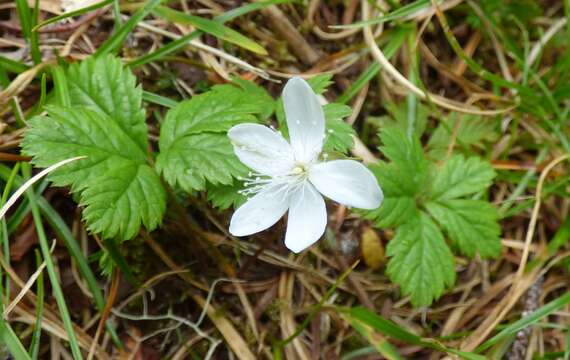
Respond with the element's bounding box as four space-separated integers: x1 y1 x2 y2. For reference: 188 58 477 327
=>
227 77 383 253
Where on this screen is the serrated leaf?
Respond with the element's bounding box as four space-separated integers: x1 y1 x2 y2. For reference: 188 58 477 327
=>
231 77 275 120
66 54 148 153
427 113 497 160
156 82 268 192
430 155 496 201
157 133 246 191
306 73 333 94
425 200 501 258
382 101 428 137
22 106 166 240
379 126 428 192
364 162 418 228
386 212 455 307
365 196 418 228
207 180 247 210
159 83 264 141
322 103 355 153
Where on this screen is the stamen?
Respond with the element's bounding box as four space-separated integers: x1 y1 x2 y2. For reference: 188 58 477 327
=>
238 165 310 201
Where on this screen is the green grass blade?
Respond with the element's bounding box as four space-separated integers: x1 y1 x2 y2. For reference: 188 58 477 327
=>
0 164 122 348
1 163 20 300
29 0 41 64
6 179 48 235
548 215 570 255
127 0 290 68
15 0 32 39
51 65 70 107
103 238 138 285
346 317 405 360
0 317 32 360
142 90 177 108
342 307 485 360
332 0 430 28
33 0 113 31
28 250 44 359
477 292 570 352
0 56 30 74
112 0 123 29
217 0 292 21
152 6 267 55
95 0 163 56
21 163 84 359
337 26 409 104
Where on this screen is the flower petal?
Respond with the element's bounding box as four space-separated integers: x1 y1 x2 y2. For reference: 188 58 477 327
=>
284 183 327 253
229 184 289 236
309 160 383 209
282 77 325 163
228 123 295 176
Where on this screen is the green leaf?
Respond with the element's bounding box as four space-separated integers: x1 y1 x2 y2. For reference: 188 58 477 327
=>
158 133 246 191
231 77 275 120
386 212 455 306
159 83 265 137
22 106 166 240
430 154 496 201
425 200 501 258
363 127 429 229
306 73 334 94
66 55 148 153
428 113 497 159
323 103 355 153
207 180 247 210
156 82 269 192
379 126 428 192
364 162 418 228
373 101 428 137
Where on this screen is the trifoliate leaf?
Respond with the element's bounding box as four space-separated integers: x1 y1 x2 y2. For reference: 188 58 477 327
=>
22 106 166 240
157 83 267 192
207 180 247 210
428 113 497 160
430 154 496 201
323 103 355 153
364 162 418 228
386 212 456 307
66 54 148 153
425 200 502 258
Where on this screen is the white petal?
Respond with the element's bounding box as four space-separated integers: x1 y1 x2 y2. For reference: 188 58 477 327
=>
284 183 327 253
229 184 289 236
282 77 325 163
228 123 294 176
309 160 383 209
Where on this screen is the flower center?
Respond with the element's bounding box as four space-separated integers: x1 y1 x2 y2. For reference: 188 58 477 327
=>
291 163 309 177
238 163 311 201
